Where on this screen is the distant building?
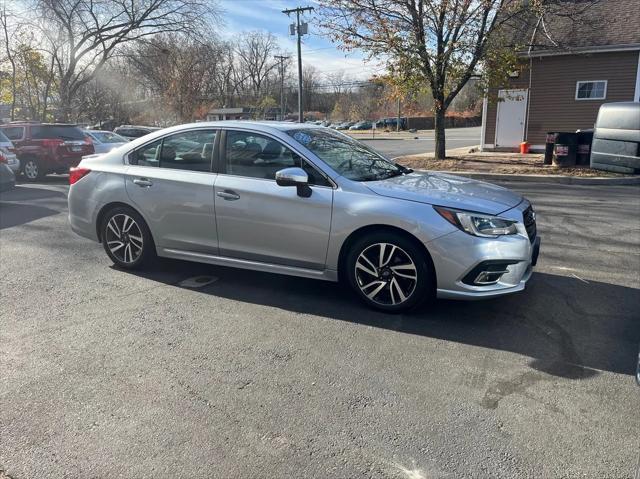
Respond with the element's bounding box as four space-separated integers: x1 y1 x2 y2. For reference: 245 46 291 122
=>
481 0 640 151
206 107 282 121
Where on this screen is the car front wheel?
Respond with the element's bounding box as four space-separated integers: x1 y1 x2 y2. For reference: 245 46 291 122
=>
346 231 434 312
101 207 155 269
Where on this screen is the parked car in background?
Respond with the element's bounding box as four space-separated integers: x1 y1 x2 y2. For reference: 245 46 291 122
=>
84 130 128 154
68 121 540 312
0 130 19 174
0 161 16 191
0 147 19 175
113 125 161 140
349 121 373 131
0 129 15 151
336 122 354 130
0 123 94 181
590 102 640 174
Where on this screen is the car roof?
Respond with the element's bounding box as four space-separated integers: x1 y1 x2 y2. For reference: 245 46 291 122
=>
183 120 322 132
116 125 161 129
1 122 79 127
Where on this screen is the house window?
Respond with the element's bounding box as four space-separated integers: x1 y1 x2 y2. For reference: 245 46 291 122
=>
575 80 607 100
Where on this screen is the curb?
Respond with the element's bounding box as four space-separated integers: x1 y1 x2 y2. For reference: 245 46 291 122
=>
432 171 640 185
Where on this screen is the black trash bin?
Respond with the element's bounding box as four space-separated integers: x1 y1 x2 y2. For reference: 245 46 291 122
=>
576 129 594 166
544 132 556 165
553 132 578 167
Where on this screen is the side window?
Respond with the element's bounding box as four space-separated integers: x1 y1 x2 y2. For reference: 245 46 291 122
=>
159 130 216 172
2 127 24 141
129 139 162 167
224 130 330 186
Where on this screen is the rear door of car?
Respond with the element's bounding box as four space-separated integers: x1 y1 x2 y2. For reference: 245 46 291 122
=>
124 128 219 254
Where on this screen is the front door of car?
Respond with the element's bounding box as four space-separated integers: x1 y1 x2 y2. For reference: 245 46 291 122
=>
124 129 219 254
214 129 333 270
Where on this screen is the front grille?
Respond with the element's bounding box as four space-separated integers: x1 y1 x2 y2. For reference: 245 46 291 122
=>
523 204 537 242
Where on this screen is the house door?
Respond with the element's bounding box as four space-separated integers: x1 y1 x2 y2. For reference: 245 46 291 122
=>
495 89 528 148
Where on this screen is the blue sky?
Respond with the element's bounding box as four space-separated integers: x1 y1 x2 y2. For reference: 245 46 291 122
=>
218 0 383 79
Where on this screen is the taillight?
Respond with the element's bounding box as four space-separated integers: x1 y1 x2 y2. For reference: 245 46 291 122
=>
69 167 91 185
0 152 6 164
84 136 93 145
42 139 63 147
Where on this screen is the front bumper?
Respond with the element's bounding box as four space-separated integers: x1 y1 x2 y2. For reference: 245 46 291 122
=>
429 228 540 300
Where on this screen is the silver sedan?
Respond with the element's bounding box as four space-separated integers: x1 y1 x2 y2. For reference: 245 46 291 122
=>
68 122 540 312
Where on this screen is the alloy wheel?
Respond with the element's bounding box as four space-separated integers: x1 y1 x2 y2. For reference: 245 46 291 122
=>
24 160 39 180
105 214 144 264
354 242 417 306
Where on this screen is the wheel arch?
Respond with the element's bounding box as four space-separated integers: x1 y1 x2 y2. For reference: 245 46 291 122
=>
337 224 437 286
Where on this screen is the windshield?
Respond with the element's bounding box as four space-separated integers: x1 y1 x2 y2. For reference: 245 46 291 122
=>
89 131 127 143
286 128 405 181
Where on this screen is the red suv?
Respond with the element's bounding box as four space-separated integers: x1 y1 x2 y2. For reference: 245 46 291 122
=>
0 123 95 181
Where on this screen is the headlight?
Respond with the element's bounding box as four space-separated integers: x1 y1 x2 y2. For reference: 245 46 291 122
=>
434 206 519 238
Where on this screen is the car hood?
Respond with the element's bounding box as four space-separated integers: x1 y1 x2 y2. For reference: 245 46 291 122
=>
363 171 523 215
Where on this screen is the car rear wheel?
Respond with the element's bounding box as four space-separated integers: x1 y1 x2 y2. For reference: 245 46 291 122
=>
101 206 155 269
22 159 43 181
346 231 434 312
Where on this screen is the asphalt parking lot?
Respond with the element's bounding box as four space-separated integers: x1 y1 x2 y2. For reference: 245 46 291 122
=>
1 177 639 478
360 127 481 157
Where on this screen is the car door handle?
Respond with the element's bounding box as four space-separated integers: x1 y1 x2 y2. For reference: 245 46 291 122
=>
216 190 240 200
133 178 153 187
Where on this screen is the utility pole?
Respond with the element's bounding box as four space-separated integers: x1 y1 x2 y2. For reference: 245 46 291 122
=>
396 97 401 132
274 55 289 121
283 5 314 123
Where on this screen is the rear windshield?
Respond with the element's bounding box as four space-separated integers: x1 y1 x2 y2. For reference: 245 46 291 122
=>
597 105 640 130
31 125 86 141
0 130 10 143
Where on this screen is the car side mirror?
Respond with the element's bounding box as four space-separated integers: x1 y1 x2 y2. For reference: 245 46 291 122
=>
275 167 312 198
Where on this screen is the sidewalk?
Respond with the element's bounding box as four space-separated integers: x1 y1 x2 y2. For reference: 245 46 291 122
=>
395 148 640 185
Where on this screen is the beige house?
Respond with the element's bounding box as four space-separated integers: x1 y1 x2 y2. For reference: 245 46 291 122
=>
481 0 640 151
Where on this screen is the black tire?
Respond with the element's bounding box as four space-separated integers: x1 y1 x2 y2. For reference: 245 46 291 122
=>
346 231 434 312
100 206 156 270
22 158 44 182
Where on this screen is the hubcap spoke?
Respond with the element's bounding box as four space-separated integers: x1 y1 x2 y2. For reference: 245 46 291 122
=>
356 254 378 277
107 219 121 239
107 240 125 253
128 234 143 249
380 244 396 267
390 263 417 280
122 215 133 233
389 277 407 304
361 280 386 300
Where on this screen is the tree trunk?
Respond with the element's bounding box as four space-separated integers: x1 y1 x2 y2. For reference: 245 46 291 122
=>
58 85 71 122
434 107 446 160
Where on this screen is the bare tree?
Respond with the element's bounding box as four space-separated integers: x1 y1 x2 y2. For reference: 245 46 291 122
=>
33 0 219 120
1 4 18 120
317 0 530 159
236 31 279 100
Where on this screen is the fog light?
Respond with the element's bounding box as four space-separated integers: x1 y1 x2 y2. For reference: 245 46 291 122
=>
462 260 519 286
